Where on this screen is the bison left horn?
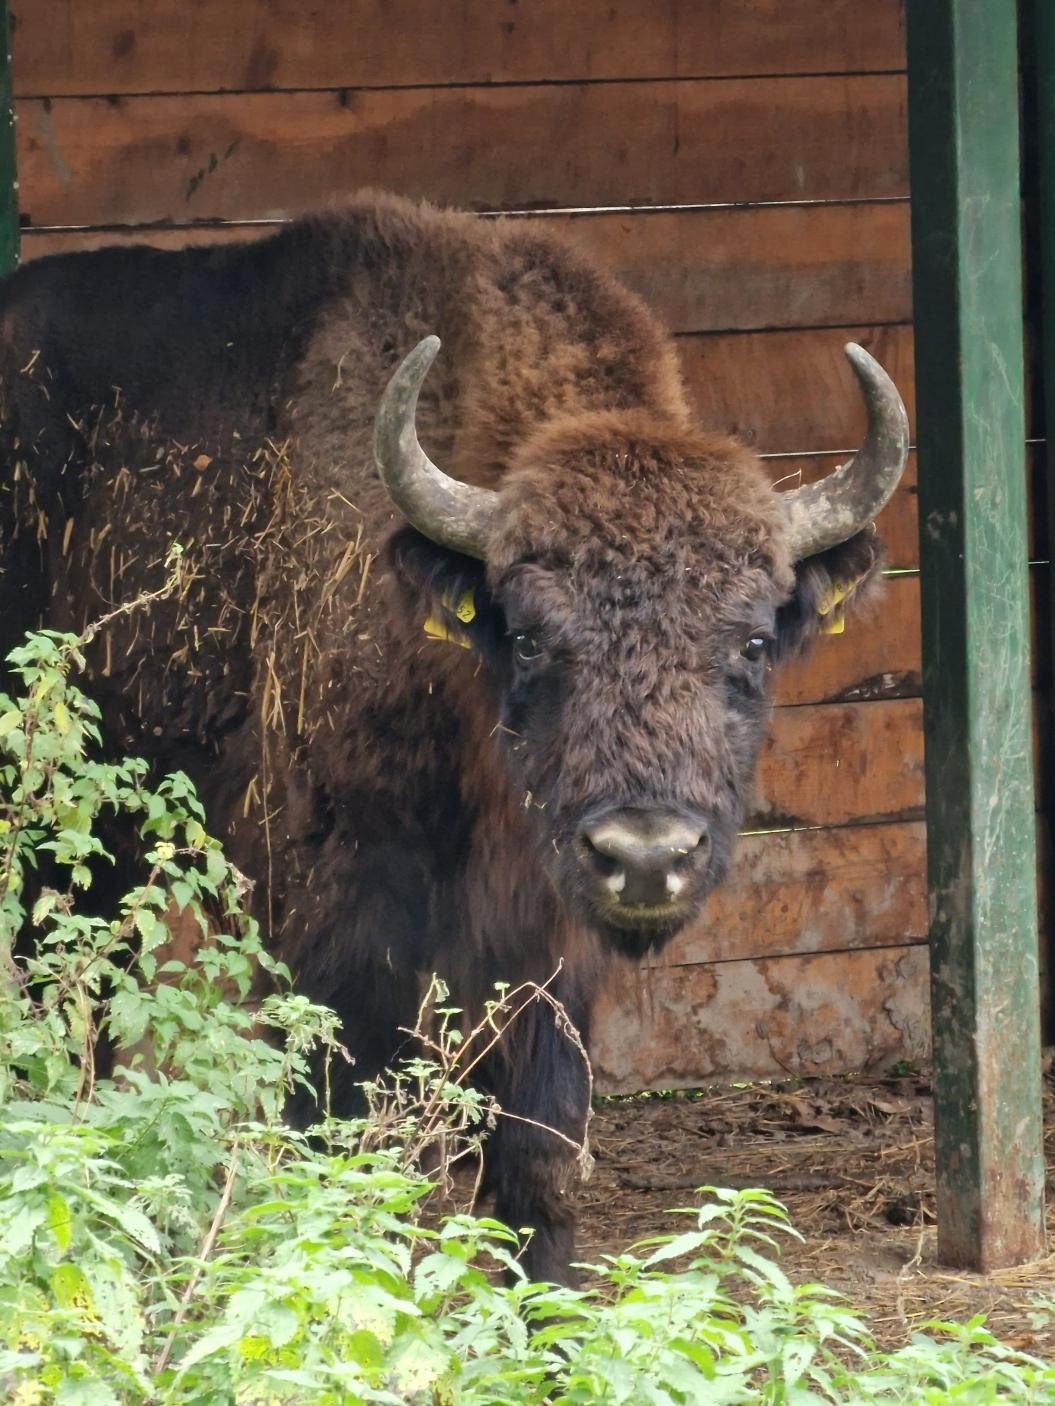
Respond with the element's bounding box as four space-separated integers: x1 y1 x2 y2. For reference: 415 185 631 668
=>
780 343 909 560
373 335 499 559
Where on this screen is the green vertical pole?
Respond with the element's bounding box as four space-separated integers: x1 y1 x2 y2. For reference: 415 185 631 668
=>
1033 0 1055 1107
0 0 16 274
906 1 1045 1269
1037 0 1055 846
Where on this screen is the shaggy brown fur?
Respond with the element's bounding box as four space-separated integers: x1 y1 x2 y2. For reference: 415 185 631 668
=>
0 194 881 1282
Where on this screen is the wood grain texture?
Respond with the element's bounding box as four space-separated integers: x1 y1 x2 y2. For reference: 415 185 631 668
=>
591 943 931 1092
20 201 913 336
15 75 908 226
679 322 915 454
663 820 928 967
755 699 924 829
12 0 906 97
777 563 1047 707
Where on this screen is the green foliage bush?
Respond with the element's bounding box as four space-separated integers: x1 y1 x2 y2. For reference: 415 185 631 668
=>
0 582 1053 1403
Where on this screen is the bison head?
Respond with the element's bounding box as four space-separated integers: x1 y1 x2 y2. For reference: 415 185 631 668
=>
376 338 908 958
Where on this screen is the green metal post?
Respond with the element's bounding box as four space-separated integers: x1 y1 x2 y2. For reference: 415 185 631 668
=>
1033 0 1055 1115
0 0 16 274
906 0 1045 1269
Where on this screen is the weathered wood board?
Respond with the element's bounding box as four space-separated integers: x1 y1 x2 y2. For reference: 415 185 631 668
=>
773 577 922 706
12 1 906 96
15 76 907 226
755 699 923 830
777 565 1049 706
592 944 931 1093
658 821 929 968
680 323 915 454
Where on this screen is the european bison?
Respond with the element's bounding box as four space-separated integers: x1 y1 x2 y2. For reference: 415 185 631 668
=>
0 194 907 1281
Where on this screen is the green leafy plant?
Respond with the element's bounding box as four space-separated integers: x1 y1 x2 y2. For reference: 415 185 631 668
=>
1 573 1053 1404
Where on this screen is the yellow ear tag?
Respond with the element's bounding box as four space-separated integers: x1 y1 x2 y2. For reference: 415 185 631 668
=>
817 580 854 635
423 588 476 648
453 588 477 624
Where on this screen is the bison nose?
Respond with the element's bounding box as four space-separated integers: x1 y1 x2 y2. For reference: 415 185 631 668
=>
578 809 709 908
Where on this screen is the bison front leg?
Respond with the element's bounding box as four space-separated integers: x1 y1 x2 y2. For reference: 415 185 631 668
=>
482 988 592 1285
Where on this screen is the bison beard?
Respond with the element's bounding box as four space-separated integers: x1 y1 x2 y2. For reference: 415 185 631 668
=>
0 194 906 1284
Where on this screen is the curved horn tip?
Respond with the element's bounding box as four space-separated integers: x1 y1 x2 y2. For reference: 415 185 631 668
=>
402 333 442 378
844 340 877 372
417 332 442 361
842 342 908 426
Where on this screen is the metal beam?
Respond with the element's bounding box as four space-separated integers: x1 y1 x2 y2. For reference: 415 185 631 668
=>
906 0 1045 1269
1032 0 1055 1117
0 0 15 274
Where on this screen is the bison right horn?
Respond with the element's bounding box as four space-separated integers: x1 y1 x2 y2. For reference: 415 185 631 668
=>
780 343 910 561
373 335 499 559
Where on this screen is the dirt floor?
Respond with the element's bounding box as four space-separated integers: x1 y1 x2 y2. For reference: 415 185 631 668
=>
572 1068 1055 1354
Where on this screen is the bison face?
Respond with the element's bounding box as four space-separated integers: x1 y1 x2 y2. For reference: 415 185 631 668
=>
483 546 785 957
389 424 885 959
377 339 907 959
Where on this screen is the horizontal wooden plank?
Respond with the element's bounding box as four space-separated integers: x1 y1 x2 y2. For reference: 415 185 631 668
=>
591 943 931 1091
679 322 916 455
760 684 1055 829
559 201 912 336
755 698 923 829
776 562 1049 707
19 222 278 259
685 324 1048 457
11 1 906 97
19 200 913 336
15 75 908 226
667 820 927 967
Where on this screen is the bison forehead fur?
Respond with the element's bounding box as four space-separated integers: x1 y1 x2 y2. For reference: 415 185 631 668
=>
0 193 884 1283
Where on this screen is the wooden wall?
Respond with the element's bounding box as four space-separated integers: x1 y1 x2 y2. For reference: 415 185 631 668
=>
10 0 939 1090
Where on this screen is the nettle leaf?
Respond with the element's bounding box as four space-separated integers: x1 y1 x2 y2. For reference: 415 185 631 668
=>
81 1188 162 1258
50 1261 96 1315
31 891 60 926
85 1257 146 1357
46 1190 73 1254
173 1321 244 1376
107 988 151 1047
258 1303 300 1349
1 1201 46 1258
735 1243 794 1298
414 1250 474 1300
132 907 161 949
170 880 195 912
11 1163 49 1195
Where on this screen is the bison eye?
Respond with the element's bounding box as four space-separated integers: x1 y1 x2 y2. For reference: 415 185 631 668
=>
512 631 545 664
740 634 769 663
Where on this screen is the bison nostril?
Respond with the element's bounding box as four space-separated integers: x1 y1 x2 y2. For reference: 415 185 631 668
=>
580 833 622 879
672 829 710 869
578 810 708 905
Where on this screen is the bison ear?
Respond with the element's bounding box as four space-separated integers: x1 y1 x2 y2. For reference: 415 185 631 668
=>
772 529 884 663
388 527 500 655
